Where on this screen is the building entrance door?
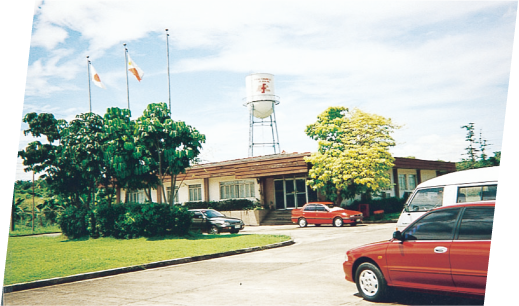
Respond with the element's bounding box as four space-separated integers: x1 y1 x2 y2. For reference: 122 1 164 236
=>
274 176 317 209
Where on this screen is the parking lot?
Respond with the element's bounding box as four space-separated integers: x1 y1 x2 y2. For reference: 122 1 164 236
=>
4 223 484 305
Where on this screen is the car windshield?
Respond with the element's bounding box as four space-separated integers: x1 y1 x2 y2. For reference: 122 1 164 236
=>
203 210 225 218
406 187 444 212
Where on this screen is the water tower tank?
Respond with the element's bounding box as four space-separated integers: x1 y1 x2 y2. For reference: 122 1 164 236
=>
245 73 279 119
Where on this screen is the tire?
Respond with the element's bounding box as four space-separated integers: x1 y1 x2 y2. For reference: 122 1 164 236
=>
350 222 357 227
298 218 307 228
209 225 220 235
315 224 321 227
355 262 389 302
333 217 344 227
230 229 239 234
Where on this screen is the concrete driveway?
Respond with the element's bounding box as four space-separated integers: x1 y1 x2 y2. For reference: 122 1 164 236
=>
3 223 483 305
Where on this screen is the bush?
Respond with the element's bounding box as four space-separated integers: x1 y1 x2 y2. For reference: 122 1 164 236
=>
183 199 261 211
58 205 90 239
345 197 406 215
94 203 192 239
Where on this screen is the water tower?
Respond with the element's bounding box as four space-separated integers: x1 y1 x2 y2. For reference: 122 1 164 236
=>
244 73 281 157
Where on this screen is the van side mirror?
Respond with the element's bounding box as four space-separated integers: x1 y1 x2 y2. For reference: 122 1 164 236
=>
393 231 404 241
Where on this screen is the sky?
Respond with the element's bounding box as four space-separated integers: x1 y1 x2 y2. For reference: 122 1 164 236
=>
11 0 518 182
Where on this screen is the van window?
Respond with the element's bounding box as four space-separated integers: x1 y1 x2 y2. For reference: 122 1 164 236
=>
406 187 444 212
457 185 497 203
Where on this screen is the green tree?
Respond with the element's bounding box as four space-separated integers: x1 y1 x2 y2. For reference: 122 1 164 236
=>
18 104 206 209
134 103 206 205
101 107 151 204
457 123 500 170
304 107 400 205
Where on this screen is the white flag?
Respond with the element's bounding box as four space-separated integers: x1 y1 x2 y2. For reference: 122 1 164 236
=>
127 53 144 82
90 64 106 89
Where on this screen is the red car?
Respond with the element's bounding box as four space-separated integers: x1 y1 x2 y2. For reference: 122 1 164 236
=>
343 202 494 302
291 202 363 227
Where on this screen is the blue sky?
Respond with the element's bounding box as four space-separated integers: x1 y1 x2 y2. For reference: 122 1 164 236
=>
11 0 518 181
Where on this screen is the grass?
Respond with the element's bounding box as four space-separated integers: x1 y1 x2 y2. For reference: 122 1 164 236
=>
4 233 291 285
9 223 61 237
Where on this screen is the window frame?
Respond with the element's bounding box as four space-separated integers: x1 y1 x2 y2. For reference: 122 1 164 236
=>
219 180 255 200
402 207 462 241
166 186 180 204
454 206 495 241
456 184 498 203
188 184 202 202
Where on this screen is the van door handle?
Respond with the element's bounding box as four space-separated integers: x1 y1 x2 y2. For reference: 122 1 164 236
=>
434 246 448 253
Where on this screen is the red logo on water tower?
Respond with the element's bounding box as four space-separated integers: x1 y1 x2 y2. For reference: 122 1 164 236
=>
257 82 271 94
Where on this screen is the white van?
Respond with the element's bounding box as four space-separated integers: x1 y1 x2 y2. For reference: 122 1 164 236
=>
395 166 498 231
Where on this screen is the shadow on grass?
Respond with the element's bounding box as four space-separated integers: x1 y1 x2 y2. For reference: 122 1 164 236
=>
59 231 278 242
147 232 246 241
60 236 90 242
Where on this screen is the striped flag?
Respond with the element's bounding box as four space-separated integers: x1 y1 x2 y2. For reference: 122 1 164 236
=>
90 64 105 89
127 53 144 82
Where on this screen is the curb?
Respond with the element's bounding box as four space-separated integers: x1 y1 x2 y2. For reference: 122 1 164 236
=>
3 239 295 294
362 220 397 224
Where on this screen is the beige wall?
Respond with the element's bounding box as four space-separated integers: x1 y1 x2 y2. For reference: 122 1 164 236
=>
420 170 438 183
264 177 275 209
121 167 444 206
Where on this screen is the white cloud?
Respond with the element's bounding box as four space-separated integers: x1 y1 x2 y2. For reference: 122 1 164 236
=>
19 0 516 165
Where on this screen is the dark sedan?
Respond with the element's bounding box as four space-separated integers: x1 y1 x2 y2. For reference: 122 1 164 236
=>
189 209 245 234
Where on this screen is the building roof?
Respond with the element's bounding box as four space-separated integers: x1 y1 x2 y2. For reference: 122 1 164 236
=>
170 152 456 181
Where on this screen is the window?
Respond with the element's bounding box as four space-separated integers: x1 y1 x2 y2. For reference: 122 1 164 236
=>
457 207 494 240
166 186 179 204
457 185 497 203
399 173 417 191
398 174 408 190
315 205 327 212
189 184 202 202
408 174 417 190
303 204 316 212
406 187 444 212
128 190 145 203
220 180 255 200
403 208 461 240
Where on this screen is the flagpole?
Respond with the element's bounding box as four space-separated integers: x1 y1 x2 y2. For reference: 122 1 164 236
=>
124 43 130 110
86 56 92 113
166 29 171 115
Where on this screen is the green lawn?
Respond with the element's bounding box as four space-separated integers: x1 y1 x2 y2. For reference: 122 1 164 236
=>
9 224 61 237
4 233 291 285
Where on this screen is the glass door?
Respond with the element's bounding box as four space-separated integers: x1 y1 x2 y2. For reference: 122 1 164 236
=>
274 176 315 209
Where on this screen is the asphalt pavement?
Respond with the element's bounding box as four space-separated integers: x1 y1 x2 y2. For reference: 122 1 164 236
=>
3 223 484 306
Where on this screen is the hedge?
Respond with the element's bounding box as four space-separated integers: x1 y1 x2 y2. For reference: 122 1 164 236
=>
58 203 192 239
345 197 406 215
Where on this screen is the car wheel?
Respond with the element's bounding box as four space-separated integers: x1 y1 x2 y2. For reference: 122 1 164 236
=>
355 262 388 302
298 218 307 228
350 222 357 227
315 224 321 227
333 217 343 227
230 229 239 234
209 225 219 235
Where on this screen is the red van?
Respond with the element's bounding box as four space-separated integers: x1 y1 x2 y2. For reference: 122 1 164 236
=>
343 202 494 302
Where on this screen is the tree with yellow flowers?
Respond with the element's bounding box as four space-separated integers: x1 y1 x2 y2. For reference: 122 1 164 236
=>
304 106 400 205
